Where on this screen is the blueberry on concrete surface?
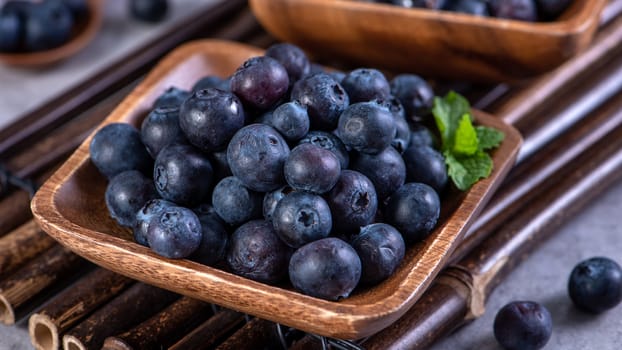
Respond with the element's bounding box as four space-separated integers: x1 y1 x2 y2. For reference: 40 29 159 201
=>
227 220 292 284
105 170 158 228
230 56 289 110
384 182 440 244
284 143 341 194
153 143 213 207
291 73 349 130
130 0 168 23
140 106 184 158
351 146 406 201
337 101 396 154
153 87 191 109
211 176 263 226
260 101 310 142
493 301 552 350
146 205 202 259
390 74 434 121
325 170 378 233
568 257 622 313
298 130 349 169
265 43 311 84
90 123 153 179
289 237 361 300
227 124 290 192
133 199 175 247
402 145 448 194
351 223 405 284
179 88 245 152
272 191 332 248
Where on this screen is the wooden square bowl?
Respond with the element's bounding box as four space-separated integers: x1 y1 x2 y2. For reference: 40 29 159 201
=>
31 39 522 339
249 0 607 82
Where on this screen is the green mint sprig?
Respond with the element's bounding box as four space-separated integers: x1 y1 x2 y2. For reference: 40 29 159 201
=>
432 91 504 191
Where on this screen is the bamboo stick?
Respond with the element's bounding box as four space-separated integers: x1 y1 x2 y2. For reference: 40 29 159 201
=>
0 221 55 280
101 297 211 350
61 283 178 350
0 245 84 325
28 268 133 350
215 318 282 350
169 309 246 350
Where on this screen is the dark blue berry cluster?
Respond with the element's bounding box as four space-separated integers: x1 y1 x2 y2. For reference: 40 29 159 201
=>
90 42 454 301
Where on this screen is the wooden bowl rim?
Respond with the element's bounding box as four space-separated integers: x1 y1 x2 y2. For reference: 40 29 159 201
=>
31 39 523 339
0 0 103 67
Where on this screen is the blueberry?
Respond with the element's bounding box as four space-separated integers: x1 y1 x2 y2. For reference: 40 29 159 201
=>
272 192 332 248
227 220 292 284
153 143 213 206
207 150 232 183
130 0 168 23
488 0 538 22
23 1 73 51
351 223 405 284
230 56 289 110
190 208 229 266
260 101 310 142
291 73 349 130
146 206 202 259
351 147 406 200
373 97 411 153
60 0 89 19
341 68 391 103
443 0 490 16
568 257 622 313
493 301 552 350
412 0 447 8
211 176 263 226
90 123 153 179
326 170 378 233
284 143 341 194
298 130 349 169
390 74 434 122
191 75 225 93
153 87 191 109
179 88 245 152
535 0 572 19
337 101 396 154
384 182 440 243
289 237 361 300
0 6 21 52
328 71 346 84
409 123 438 149
402 145 448 194
262 186 295 221
133 199 175 247
105 170 158 228
140 106 184 158
265 43 311 84
227 124 290 192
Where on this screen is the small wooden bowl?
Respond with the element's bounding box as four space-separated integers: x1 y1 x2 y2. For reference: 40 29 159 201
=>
31 40 522 339
249 0 607 82
0 0 102 67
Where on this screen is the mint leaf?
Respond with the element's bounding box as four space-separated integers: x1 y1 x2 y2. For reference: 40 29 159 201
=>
432 91 471 152
453 113 478 156
476 126 505 151
445 151 493 191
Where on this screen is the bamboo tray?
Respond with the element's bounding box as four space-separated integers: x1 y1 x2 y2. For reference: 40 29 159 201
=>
31 39 521 339
0 0 102 67
250 0 607 82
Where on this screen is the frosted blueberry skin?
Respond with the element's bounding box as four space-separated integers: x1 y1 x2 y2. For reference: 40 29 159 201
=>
23 1 73 51
265 42 311 84
105 170 158 228
351 223 405 284
129 0 168 23
227 220 292 284
262 186 295 221
230 56 289 110
272 191 332 248
146 205 202 259
409 122 438 149
341 68 391 103
260 101 310 142
443 0 490 16
90 123 153 179
191 75 225 93
0 8 21 52
153 143 213 207
402 145 448 194
373 97 411 153
211 176 263 226
227 124 290 192
568 257 622 313
289 237 361 301
325 170 378 233
284 143 341 194
351 147 406 201
190 209 229 266
140 106 184 158
337 101 396 155
384 182 440 244
179 88 245 153
493 301 552 350
390 74 434 121
133 199 176 247
298 130 349 169
291 73 350 130
153 86 191 109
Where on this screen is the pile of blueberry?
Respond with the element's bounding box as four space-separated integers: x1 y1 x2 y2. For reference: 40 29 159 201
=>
369 0 573 22
90 42 454 301
493 256 622 350
0 0 89 53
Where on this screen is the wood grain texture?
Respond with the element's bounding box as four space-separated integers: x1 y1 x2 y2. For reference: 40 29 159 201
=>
169 309 245 350
30 39 521 339
215 318 281 350
28 268 133 350
249 0 606 82
0 0 102 67
0 220 56 280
